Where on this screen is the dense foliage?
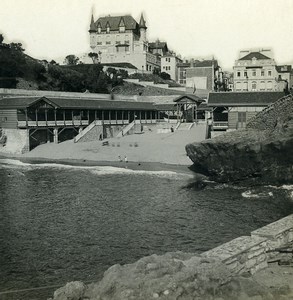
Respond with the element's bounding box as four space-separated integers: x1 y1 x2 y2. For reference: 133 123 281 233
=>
0 33 127 93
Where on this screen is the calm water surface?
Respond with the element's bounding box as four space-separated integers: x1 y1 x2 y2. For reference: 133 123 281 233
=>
0 158 293 299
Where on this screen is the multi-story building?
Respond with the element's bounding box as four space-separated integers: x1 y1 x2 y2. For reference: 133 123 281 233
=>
233 49 292 92
160 54 182 81
185 60 222 97
88 13 160 72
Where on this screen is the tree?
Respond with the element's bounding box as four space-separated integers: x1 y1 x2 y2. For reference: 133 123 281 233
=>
160 72 171 80
88 52 99 64
0 34 4 44
64 54 79 65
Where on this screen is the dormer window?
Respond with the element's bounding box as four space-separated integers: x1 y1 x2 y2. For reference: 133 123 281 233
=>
97 25 101 34
106 22 110 33
119 18 125 33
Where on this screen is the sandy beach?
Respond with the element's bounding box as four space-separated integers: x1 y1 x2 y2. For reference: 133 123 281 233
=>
10 125 207 168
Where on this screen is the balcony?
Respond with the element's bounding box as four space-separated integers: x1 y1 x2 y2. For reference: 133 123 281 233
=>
17 120 89 128
212 121 229 130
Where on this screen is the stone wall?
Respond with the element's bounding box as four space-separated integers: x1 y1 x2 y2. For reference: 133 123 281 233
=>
51 214 293 300
78 125 103 143
203 214 293 276
247 94 293 131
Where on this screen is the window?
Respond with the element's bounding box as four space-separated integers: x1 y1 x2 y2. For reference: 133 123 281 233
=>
260 81 265 90
106 25 110 33
252 81 257 91
267 81 273 90
97 42 102 45
244 71 247 77
116 41 121 45
261 70 264 76
237 72 241 77
268 70 272 76
106 41 111 45
98 27 101 34
119 26 125 33
125 40 129 44
252 70 256 76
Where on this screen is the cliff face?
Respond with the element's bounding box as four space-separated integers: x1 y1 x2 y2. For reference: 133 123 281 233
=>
186 95 293 184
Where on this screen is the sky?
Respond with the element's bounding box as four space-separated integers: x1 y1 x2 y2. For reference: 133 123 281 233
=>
1 0 293 70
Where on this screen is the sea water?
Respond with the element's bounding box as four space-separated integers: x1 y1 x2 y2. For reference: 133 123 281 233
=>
0 158 293 299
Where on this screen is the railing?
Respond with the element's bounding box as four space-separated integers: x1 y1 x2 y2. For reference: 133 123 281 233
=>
74 120 103 143
212 121 229 129
17 120 89 127
103 120 129 125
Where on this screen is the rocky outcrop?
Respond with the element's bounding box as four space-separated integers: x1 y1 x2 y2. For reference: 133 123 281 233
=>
186 95 293 184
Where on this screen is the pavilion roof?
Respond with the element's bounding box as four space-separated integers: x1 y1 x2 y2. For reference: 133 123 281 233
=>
0 96 157 111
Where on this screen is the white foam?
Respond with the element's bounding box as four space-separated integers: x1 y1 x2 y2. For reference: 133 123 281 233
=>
241 190 274 199
0 159 191 178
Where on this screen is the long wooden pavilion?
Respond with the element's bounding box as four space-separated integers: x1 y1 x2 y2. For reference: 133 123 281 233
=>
0 96 158 150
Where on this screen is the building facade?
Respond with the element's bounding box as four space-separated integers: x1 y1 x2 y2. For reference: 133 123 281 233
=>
233 49 292 92
161 54 182 81
185 60 222 97
89 13 160 72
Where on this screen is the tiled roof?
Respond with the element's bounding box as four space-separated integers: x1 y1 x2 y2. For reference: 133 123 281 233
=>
0 96 157 111
207 92 284 106
193 60 219 68
95 15 139 32
154 103 177 111
239 52 271 61
173 94 204 104
276 65 292 73
148 42 168 49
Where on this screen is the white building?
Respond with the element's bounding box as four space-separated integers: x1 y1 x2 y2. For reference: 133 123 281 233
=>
88 13 160 72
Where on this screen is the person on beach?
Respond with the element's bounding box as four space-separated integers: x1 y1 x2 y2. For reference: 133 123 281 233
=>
124 156 128 163
118 155 122 162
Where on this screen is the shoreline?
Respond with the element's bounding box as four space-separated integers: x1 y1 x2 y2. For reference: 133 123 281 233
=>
0 152 196 175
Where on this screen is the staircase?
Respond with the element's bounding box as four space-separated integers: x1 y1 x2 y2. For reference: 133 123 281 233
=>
176 122 195 131
74 120 102 142
116 121 135 137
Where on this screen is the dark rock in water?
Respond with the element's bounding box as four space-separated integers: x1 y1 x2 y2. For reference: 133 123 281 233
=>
183 179 207 190
186 95 293 184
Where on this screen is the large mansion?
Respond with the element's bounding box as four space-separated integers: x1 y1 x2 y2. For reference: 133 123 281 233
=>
89 13 161 73
233 49 292 92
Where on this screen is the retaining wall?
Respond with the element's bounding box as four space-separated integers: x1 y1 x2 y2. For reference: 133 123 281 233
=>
202 214 293 276
247 94 293 130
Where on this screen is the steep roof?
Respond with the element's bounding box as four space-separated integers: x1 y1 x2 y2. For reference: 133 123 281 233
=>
0 96 157 111
139 13 147 29
148 41 168 50
276 65 292 73
239 52 271 61
207 92 284 106
194 60 219 68
94 15 139 32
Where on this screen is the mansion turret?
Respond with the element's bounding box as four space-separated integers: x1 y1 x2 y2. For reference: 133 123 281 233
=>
89 13 160 72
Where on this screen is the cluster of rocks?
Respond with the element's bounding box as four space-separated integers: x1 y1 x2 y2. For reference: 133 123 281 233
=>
50 252 293 300
186 95 293 184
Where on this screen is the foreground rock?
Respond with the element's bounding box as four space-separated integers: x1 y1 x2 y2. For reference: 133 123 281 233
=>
51 252 286 300
186 95 293 184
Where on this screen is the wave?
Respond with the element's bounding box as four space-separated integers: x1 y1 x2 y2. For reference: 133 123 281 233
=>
241 190 274 199
0 158 191 179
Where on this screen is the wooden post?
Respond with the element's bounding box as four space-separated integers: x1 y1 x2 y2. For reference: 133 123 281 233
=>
71 110 74 126
63 110 66 126
53 128 58 143
115 110 117 124
128 111 130 123
45 109 48 126
25 109 28 127
109 110 111 124
102 111 104 140
150 110 152 123
54 109 57 126
139 111 142 123
122 110 124 125
35 109 38 127
87 110 90 123
94 110 97 123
